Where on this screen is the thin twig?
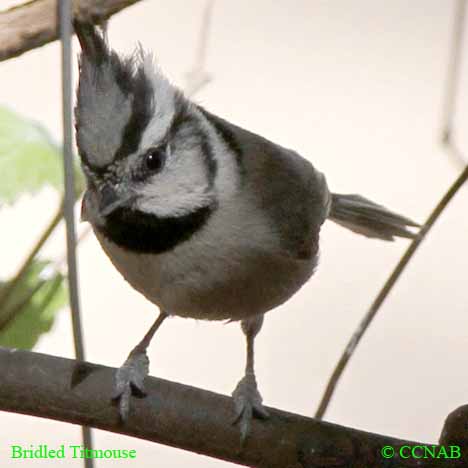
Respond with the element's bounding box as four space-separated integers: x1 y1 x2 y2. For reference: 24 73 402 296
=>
58 1 93 465
315 163 468 420
184 0 215 97
55 224 92 271
59 0 85 361
315 0 468 421
441 0 466 167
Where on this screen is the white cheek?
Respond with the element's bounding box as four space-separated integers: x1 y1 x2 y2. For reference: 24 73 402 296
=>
135 155 213 217
136 184 213 217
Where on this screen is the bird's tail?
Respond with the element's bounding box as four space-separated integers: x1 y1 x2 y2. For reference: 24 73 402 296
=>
329 193 419 241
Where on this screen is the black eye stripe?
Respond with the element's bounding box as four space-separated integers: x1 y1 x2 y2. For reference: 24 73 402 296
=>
113 67 155 162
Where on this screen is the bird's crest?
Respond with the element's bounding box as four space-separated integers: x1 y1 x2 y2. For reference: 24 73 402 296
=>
74 21 182 171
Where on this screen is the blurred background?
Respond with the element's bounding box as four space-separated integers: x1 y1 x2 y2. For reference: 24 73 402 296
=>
0 0 467 466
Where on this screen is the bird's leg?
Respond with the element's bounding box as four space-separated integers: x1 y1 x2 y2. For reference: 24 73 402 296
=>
232 314 269 442
112 310 168 421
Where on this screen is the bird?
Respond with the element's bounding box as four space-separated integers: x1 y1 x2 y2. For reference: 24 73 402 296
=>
73 21 419 441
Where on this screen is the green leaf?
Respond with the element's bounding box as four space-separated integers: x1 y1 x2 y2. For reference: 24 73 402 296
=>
0 106 86 204
0 260 68 350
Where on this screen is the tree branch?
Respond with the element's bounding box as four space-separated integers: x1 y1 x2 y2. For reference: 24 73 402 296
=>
0 0 144 62
441 405 468 448
0 347 464 467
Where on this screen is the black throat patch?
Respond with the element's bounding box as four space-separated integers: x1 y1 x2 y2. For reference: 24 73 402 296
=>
97 204 215 254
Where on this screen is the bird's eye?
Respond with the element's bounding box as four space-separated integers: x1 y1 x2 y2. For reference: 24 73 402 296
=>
144 147 166 173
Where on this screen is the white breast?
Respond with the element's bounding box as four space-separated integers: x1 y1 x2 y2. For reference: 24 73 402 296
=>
93 196 316 322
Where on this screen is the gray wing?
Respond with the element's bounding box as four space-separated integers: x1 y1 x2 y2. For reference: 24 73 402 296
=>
242 134 330 259
205 111 331 260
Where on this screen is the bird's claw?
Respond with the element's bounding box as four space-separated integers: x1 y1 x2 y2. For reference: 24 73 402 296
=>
112 350 149 421
232 373 269 444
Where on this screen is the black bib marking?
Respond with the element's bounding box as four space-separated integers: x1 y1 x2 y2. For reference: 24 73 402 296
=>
98 204 214 254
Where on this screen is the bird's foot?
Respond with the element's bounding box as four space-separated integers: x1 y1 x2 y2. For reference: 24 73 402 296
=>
232 373 269 443
112 349 149 421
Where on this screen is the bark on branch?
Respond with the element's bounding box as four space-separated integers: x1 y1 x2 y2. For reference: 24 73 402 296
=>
0 347 465 467
0 0 144 62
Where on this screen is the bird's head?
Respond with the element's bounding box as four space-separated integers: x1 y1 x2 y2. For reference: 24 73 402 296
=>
74 22 218 230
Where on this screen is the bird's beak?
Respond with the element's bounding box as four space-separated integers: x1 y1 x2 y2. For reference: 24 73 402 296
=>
98 184 135 217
